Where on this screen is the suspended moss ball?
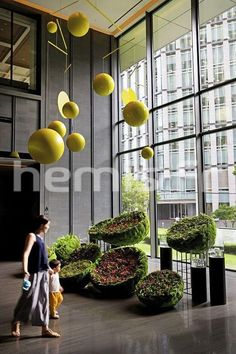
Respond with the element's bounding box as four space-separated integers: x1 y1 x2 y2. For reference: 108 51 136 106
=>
67 12 89 37
48 120 67 137
93 73 115 96
66 132 86 152
123 101 149 127
47 21 58 33
62 101 80 119
141 147 154 160
121 88 137 105
28 128 64 164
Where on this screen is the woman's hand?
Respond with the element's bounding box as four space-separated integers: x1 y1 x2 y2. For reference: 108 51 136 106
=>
24 271 30 278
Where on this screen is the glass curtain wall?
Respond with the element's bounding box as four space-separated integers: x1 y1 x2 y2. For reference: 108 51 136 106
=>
118 0 236 270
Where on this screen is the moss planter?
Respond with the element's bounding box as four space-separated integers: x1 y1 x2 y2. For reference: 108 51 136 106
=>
51 234 81 262
90 246 148 297
136 270 184 309
166 214 216 253
59 260 94 292
68 243 102 263
88 211 150 246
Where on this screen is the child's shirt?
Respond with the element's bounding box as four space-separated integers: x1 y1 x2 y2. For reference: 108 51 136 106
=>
49 272 61 292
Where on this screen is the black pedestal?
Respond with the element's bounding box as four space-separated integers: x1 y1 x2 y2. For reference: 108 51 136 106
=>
209 256 226 306
160 247 172 270
191 266 207 304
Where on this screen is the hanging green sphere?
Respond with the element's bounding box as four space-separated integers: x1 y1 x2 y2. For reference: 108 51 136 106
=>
48 120 67 137
66 132 86 152
141 146 154 160
67 12 89 37
93 73 115 96
62 101 80 119
123 100 149 127
47 21 58 33
28 128 64 164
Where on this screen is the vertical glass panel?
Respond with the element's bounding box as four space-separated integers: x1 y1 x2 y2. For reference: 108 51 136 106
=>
12 13 36 90
201 83 236 131
199 0 236 88
152 0 192 106
120 151 150 255
203 130 236 270
155 138 198 254
119 121 149 152
154 97 195 143
0 8 11 83
119 21 147 120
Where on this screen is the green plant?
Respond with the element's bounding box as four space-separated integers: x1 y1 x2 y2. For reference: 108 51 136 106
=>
212 205 236 227
60 260 94 291
47 245 57 261
121 173 149 212
88 211 150 246
90 246 148 296
166 214 216 253
136 270 184 309
69 243 102 263
52 234 81 261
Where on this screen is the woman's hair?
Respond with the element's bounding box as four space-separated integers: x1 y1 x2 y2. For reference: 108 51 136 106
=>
33 215 49 231
49 259 61 269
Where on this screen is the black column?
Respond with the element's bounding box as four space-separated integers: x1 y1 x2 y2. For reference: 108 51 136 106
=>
160 247 172 270
209 256 226 306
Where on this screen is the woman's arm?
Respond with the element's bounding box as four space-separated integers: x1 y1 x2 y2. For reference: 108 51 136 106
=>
22 233 36 276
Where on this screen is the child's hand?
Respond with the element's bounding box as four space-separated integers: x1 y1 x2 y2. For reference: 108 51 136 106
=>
60 286 64 293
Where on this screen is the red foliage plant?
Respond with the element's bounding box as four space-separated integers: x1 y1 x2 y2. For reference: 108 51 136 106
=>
92 248 139 285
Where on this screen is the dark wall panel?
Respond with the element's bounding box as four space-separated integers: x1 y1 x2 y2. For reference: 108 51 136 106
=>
92 31 112 224
0 122 11 151
0 94 12 118
71 31 92 241
15 98 39 152
43 17 70 244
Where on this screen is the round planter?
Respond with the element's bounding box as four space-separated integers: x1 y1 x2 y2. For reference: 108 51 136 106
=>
88 211 149 246
166 214 216 253
59 260 94 292
136 270 184 309
90 246 148 297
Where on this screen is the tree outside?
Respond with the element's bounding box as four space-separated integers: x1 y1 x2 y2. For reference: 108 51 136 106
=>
212 204 236 227
121 173 149 212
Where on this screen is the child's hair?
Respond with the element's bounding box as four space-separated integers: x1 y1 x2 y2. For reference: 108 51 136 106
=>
49 259 61 269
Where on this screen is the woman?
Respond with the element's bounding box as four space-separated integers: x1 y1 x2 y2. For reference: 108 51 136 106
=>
11 215 60 338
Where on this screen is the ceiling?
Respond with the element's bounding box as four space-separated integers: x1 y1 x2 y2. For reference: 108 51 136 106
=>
13 0 163 36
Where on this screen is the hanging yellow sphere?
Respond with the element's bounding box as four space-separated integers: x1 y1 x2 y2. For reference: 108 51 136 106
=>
62 101 80 119
121 88 137 105
141 146 154 160
48 120 67 137
93 73 115 96
123 100 149 127
66 132 86 152
28 128 64 164
47 21 58 33
67 12 89 37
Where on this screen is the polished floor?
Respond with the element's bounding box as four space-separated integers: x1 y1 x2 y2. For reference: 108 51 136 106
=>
0 260 236 354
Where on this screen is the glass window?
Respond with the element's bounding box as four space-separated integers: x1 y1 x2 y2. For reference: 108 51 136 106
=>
120 151 151 256
154 97 194 143
0 7 37 90
152 0 192 106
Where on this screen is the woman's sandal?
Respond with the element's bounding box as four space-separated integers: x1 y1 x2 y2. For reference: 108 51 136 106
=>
11 322 20 337
42 328 60 338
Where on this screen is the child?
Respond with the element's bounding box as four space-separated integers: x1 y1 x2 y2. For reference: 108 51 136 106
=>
49 259 63 319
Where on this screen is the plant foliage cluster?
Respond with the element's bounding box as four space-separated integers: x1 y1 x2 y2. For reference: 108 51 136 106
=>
88 211 149 246
166 213 216 252
136 270 184 309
